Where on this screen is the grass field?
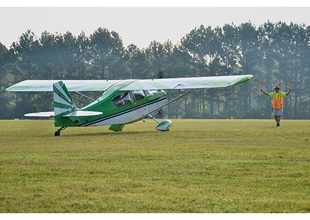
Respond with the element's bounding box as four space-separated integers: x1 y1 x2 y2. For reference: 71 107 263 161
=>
0 119 309 213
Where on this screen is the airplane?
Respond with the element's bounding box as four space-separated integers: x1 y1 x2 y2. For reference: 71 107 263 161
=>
6 75 253 136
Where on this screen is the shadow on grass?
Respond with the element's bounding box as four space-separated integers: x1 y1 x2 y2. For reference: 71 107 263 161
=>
53 130 159 138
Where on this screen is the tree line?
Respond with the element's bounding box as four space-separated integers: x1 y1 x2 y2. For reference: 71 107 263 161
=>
0 21 309 119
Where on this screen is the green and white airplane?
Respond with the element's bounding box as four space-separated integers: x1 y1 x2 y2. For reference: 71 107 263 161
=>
7 75 253 136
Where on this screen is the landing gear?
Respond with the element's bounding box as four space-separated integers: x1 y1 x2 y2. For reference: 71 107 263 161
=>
109 124 125 132
55 126 66 136
147 114 172 131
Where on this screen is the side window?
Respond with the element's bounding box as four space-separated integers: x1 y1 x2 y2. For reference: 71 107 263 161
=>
112 92 132 107
144 90 151 97
132 90 145 101
144 90 155 97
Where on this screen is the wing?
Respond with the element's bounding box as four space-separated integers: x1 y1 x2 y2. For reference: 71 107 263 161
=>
6 80 120 92
6 75 253 92
120 75 253 91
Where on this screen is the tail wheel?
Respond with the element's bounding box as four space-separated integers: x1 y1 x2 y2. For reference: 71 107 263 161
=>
54 127 65 136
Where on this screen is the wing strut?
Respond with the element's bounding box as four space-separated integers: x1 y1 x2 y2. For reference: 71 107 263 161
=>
165 88 198 108
73 91 96 102
147 88 197 117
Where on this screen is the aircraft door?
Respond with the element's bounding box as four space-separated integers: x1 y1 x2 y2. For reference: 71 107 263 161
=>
132 90 148 116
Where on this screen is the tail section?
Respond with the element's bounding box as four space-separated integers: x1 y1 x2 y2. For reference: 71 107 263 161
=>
53 81 103 129
53 81 77 127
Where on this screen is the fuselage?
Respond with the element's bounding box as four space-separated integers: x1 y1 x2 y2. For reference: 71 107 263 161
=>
61 81 167 127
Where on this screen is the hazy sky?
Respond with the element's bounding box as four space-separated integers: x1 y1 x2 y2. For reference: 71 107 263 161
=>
0 7 309 49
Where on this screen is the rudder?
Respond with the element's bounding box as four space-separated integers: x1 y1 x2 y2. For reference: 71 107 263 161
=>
53 81 77 127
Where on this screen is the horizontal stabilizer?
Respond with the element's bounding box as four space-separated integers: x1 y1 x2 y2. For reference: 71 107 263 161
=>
24 112 54 118
24 110 102 118
63 111 103 117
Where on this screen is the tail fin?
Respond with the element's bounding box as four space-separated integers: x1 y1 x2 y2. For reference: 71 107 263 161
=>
53 81 77 127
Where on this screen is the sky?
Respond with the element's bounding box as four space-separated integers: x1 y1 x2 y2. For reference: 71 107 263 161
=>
0 1 309 49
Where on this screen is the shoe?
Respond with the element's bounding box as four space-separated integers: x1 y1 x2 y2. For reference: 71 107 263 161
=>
276 123 280 127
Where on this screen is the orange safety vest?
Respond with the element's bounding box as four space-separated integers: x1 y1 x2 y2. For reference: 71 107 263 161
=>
271 92 284 110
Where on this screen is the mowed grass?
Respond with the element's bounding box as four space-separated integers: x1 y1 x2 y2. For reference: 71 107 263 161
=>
0 119 309 213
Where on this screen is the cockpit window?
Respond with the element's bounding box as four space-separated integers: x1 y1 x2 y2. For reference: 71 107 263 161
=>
112 92 132 107
132 90 145 101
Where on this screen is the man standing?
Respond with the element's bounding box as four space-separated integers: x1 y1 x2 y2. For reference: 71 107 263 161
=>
260 83 292 126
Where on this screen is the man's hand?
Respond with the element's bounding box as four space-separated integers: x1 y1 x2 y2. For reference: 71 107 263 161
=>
286 80 292 96
288 80 292 90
